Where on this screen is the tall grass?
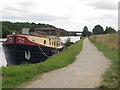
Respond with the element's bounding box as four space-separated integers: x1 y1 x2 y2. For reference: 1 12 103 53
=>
89 33 118 51
2 39 84 89
89 33 118 88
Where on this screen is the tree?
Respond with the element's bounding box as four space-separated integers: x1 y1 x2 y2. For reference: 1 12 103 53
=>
82 26 92 37
65 37 74 47
104 26 116 34
92 25 104 35
2 26 11 38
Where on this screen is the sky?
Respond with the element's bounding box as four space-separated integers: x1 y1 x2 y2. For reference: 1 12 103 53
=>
0 0 119 31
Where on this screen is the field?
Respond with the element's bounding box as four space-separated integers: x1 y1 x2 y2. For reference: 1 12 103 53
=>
2 39 84 89
89 33 119 88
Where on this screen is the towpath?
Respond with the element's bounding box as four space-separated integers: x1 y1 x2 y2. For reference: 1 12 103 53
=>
24 38 111 88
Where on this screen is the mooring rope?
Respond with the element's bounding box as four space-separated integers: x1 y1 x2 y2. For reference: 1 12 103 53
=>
38 45 50 58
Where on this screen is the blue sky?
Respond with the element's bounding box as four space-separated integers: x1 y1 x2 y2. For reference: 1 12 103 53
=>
0 0 118 31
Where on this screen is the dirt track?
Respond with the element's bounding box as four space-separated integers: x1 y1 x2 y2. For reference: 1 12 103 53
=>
24 38 111 88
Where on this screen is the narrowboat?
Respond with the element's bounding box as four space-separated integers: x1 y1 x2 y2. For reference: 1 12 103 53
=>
2 28 64 65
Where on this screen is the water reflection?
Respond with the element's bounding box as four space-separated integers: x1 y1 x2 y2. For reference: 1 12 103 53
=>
60 36 80 43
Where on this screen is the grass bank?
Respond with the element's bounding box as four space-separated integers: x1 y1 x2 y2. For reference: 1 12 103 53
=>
89 34 118 88
0 68 2 90
2 39 84 89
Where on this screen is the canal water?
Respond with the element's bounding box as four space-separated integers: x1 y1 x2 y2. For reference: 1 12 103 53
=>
0 36 80 67
60 36 80 43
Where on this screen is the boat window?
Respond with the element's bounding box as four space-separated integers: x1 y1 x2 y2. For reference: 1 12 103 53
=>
52 41 54 46
54 41 56 46
57 41 59 46
44 40 46 44
49 39 51 45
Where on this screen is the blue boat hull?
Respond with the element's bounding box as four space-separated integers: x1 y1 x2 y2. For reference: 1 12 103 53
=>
2 44 63 65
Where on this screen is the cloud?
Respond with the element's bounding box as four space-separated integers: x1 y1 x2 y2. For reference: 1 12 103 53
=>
2 12 69 23
31 14 70 22
0 0 118 31
3 7 29 13
2 0 37 15
88 1 118 10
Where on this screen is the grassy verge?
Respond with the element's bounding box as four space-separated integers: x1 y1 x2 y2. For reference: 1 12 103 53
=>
2 39 84 89
89 38 118 88
0 67 2 89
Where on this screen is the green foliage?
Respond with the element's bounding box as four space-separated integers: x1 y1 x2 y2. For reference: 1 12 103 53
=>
104 26 116 34
89 38 118 88
2 26 11 38
59 29 70 36
64 37 74 47
92 25 104 35
0 67 2 90
82 26 92 37
1 21 75 38
2 39 84 89
2 21 57 38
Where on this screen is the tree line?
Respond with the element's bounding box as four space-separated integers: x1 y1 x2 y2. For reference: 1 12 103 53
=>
82 25 117 37
1 21 74 38
1 21 117 38
1 21 57 38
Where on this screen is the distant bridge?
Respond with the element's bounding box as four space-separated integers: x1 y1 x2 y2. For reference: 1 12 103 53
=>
68 31 82 33
67 31 82 36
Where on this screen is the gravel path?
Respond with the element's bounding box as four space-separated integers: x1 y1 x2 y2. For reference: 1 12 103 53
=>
24 38 111 88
